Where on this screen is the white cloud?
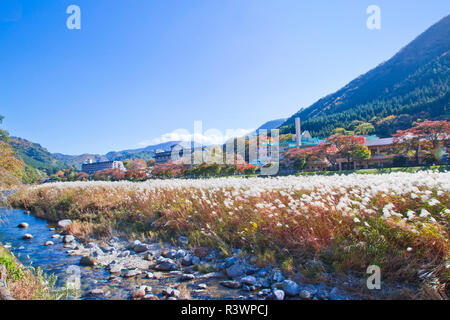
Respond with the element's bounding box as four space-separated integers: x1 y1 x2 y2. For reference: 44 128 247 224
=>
137 127 254 147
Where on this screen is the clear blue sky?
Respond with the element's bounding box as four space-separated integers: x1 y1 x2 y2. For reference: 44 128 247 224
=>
1 0 449 155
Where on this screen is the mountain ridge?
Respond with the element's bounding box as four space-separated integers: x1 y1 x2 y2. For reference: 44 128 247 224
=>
280 14 450 137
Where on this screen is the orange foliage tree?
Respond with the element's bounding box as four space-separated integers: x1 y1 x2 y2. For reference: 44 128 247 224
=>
394 120 450 164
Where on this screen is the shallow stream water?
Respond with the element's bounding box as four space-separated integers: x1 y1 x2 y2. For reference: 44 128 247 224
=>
0 208 253 300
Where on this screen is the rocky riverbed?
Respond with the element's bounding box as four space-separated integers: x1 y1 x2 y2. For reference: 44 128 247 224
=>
0 208 365 300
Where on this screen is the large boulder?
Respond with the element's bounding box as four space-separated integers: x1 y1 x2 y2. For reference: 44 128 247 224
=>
226 264 246 279
79 256 97 267
123 269 142 278
63 235 75 244
127 240 142 250
220 280 242 289
133 243 150 253
58 219 72 228
280 280 301 297
272 289 285 300
154 258 178 271
240 276 257 286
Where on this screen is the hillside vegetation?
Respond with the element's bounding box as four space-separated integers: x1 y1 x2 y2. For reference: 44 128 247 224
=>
9 137 67 175
281 15 450 137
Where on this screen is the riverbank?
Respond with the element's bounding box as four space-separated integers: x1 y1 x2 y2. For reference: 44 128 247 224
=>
6 172 450 299
0 208 359 300
0 244 58 300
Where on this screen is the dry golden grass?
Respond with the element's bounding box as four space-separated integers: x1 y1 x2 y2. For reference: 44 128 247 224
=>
7 172 450 292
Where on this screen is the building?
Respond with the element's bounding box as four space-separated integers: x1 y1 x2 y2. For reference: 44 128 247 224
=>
154 150 173 165
154 143 207 165
257 117 322 165
255 117 424 171
81 160 126 175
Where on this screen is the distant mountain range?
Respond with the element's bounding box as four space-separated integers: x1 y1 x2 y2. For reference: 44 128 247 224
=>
281 14 450 137
254 118 287 134
12 117 283 172
11 137 183 172
53 140 182 169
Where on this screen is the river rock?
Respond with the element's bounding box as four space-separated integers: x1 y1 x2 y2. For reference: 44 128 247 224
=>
299 289 313 300
226 264 246 279
131 288 146 298
193 247 209 258
316 289 329 300
52 234 61 239
224 256 238 267
240 276 257 286
58 219 72 228
272 270 285 283
79 256 97 267
118 250 130 258
88 289 104 296
180 274 195 281
257 289 272 297
280 280 301 296
127 240 141 250
63 235 75 243
44 241 54 246
162 287 180 298
123 269 142 278
101 246 115 253
90 247 104 257
64 243 77 249
272 289 285 300
109 264 124 274
220 280 242 289
181 255 193 266
154 258 178 271
22 234 33 240
199 272 227 280
133 243 149 253
197 283 207 290
178 236 188 245
18 222 29 229
257 278 271 288
255 268 269 277
162 249 177 259
175 249 187 259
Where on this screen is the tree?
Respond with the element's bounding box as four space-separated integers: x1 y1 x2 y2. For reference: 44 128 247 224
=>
128 159 147 171
0 115 25 184
284 146 322 171
324 134 366 167
0 115 10 143
152 161 185 178
354 122 375 135
394 120 450 164
333 128 354 135
350 144 371 168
